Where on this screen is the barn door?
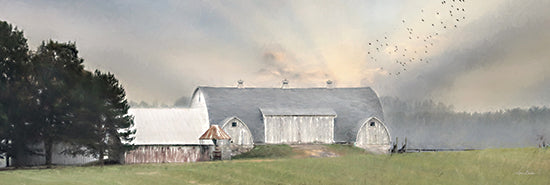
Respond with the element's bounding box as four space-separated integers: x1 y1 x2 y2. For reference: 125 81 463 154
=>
239 129 244 145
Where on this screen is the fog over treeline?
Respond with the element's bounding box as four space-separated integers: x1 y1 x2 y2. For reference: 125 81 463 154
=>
381 97 550 149
128 96 190 108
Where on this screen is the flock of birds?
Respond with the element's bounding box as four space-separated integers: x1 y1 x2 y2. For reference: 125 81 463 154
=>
367 0 469 77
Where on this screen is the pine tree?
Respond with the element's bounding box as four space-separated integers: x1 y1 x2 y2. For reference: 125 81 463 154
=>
30 40 85 167
0 20 34 167
95 71 134 164
62 70 134 165
2 20 135 167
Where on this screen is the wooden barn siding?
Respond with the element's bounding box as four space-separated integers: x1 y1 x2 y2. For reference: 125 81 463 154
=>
355 118 391 153
214 140 232 160
264 116 334 144
124 145 211 164
221 118 254 155
222 119 253 146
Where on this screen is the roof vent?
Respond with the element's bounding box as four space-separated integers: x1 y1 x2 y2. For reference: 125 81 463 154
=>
281 79 289 89
237 80 244 89
326 80 334 88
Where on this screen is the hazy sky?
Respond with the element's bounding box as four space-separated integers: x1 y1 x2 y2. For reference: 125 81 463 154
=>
1 0 549 111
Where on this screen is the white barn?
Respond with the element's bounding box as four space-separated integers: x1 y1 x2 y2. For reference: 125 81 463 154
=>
124 108 213 163
190 86 392 154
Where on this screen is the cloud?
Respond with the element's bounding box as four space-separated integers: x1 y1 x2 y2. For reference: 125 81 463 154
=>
255 44 333 87
385 0 550 111
1 0 548 111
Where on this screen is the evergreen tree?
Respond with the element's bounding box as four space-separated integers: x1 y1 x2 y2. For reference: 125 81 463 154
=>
29 40 85 167
94 71 134 164
0 20 34 167
63 70 134 165
1 20 135 167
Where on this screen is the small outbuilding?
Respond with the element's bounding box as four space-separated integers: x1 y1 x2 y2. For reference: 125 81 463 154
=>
199 125 232 160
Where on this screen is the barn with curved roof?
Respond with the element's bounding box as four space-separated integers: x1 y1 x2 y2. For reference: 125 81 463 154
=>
190 85 392 153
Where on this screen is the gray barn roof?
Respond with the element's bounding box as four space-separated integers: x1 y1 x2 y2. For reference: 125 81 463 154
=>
260 108 337 116
195 87 384 143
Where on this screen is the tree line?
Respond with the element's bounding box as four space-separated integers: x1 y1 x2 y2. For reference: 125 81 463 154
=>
127 95 190 108
381 96 550 149
0 20 134 167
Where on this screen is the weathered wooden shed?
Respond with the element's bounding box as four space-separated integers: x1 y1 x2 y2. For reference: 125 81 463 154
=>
190 86 390 153
199 125 232 160
124 108 213 163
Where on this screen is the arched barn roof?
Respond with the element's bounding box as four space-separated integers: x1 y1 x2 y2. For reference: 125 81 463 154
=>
193 87 384 143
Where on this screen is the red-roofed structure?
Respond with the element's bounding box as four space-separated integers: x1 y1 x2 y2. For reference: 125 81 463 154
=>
199 125 232 140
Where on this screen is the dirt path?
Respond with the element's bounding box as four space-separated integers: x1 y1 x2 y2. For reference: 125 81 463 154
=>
290 145 339 158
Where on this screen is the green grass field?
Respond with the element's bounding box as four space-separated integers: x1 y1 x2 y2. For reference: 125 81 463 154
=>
1 147 549 185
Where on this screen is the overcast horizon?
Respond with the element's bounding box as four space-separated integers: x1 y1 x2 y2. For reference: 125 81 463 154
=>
1 0 549 112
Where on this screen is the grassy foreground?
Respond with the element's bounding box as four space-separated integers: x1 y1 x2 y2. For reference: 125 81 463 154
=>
1 147 549 185
233 145 294 159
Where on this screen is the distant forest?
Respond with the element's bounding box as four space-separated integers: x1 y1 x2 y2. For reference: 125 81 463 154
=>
380 96 550 149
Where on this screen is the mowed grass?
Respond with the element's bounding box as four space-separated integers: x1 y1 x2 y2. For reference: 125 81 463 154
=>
1 147 549 185
233 145 293 159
